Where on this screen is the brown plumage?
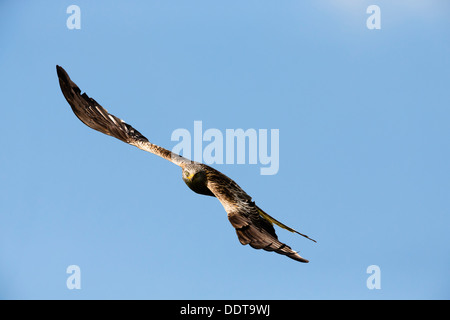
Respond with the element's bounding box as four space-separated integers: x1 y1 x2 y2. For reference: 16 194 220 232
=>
57 65 316 263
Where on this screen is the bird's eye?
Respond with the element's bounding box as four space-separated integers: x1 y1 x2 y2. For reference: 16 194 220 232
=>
184 170 190 177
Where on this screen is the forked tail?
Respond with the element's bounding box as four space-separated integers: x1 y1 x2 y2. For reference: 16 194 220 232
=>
257 207 317 243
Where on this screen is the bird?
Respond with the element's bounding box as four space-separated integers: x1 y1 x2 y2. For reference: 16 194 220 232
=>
56 65 316 263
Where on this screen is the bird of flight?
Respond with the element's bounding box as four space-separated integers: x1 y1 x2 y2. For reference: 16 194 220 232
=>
56 65 316 263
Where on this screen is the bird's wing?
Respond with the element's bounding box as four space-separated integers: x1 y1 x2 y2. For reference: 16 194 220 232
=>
203 165 314 263
56 65 189 167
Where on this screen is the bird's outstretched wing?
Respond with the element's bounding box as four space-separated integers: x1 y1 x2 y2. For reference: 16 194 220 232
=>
56 65 188 166
203 165 315 263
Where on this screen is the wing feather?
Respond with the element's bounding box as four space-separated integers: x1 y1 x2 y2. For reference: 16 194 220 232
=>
204 165 312 263
56 65 188 166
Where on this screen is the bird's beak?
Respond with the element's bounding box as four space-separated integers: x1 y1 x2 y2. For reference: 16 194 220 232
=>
185 173 194 181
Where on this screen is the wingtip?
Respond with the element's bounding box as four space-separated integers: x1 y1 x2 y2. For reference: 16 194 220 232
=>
56 65 66 78
292 251 309 263
56 65 78 91
297 256 310 263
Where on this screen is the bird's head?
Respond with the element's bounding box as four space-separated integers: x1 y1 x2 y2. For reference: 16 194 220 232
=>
181 163 214 197
182 163 204 182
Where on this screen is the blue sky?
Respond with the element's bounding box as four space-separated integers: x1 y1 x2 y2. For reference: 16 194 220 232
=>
1 0 449 299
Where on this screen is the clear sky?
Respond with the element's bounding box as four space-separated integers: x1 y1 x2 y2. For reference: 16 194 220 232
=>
1 0 449 299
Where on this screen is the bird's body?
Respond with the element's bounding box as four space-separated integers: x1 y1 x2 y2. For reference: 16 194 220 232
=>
56 65 315 263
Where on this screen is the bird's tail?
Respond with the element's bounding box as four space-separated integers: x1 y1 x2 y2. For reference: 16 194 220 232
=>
257 207 317 243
